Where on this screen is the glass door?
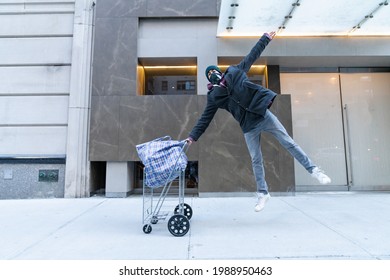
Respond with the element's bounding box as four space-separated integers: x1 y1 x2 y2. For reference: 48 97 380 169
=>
280 73 348 190
281 72 390 191
340 73 390 189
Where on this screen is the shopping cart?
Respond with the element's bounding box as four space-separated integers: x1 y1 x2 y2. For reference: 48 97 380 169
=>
136 136 193 237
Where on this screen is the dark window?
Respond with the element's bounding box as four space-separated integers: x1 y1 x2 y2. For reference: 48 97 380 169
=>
138 58 197 96
177 80 196 91
161 80 168 91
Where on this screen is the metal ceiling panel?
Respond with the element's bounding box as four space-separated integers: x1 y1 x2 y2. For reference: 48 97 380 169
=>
217 0 390 37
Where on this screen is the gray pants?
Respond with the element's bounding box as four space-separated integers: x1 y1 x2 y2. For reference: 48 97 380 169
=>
244 110 315 194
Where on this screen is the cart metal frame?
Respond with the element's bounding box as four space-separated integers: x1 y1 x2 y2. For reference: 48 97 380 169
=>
142 141 192 237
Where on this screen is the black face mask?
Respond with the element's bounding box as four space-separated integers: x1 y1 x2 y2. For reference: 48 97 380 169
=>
209 72 222 85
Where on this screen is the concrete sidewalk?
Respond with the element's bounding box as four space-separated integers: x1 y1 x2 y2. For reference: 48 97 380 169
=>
1 192 390 260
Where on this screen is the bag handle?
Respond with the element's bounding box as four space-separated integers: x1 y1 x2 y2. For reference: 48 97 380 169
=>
152 135 171 142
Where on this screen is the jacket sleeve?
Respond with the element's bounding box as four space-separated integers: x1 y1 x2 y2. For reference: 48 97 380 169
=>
189 95 218 141
236 34 271 73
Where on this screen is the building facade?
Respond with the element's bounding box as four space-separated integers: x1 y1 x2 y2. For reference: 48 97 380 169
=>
1 0 390 199
0 0 93 198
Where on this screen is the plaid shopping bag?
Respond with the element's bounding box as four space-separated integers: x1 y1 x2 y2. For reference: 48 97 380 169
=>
136 136 188 188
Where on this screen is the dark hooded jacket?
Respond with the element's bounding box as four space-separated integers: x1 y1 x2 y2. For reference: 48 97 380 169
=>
189 34 277 141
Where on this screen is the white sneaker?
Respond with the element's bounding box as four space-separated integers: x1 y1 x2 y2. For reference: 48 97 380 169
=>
311 167 331 184
255 193 271 212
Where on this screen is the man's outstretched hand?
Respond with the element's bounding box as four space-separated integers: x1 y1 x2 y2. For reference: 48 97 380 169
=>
265 31 276 40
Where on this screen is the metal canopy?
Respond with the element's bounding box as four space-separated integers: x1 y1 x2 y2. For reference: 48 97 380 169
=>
217 0 390 37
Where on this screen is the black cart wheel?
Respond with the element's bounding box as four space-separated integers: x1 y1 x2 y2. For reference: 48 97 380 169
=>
167 214 190 237
174 203 193 220
143 224 152 234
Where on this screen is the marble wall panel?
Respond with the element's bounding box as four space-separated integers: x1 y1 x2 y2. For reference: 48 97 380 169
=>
96 0 147 18
198 95 295 194
89 96 120 161
197 96 255 193
95 0 219 19
89 94 295 193
146 0 220 17
118 95 199 161
92 17 137 96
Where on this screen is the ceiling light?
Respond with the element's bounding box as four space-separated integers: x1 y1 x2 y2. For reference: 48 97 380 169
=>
218 65 266 69
142 66 197 69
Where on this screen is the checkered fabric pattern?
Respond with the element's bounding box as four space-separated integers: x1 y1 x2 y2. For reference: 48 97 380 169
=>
136 136 188 188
